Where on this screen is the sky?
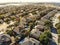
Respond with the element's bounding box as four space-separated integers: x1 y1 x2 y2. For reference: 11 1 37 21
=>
0 0 60 3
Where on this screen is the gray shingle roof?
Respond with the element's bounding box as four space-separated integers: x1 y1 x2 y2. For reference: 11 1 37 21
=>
0 34 11 43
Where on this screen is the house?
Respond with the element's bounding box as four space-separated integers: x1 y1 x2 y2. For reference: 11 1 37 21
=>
30 28 42 38
13 25 25 35
10 42 19 45
19 37 40 45
34 25 44 32
41 9 57 21
0 34 11 45
13 26 21 34
13 27 20 35
36 20 45 26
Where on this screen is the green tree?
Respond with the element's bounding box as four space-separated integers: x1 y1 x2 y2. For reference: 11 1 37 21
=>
44 20 52 29
6 30 13 36
58 35 60 43
57 29 60 34
55 22 60 29
39 31 52 45
55 23 60 43
6 30 16 37
58 16 60 21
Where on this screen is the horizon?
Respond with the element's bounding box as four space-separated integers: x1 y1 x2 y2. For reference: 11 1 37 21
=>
0 0 60 3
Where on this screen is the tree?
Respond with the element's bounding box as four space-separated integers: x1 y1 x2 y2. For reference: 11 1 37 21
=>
29 22 35 31
39 31 52 45
6 30 13 36
58 35 60 43
55 22 60 29
44 31 52 38
58 16 60 21
57 29 60 34
14 22 19 26
6 30 16 37
44 20 52 29
0 15 4 19
55 23 60 43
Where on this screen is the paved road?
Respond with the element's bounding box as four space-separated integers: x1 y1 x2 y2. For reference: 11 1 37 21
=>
50 27 58 45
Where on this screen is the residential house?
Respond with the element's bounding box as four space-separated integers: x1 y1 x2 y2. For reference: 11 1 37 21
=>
36 20 45 26
19 37 40 45
0 34 11 45
41 9 57 21
13 27 20 35
34 25 44 32
30 28 42 38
